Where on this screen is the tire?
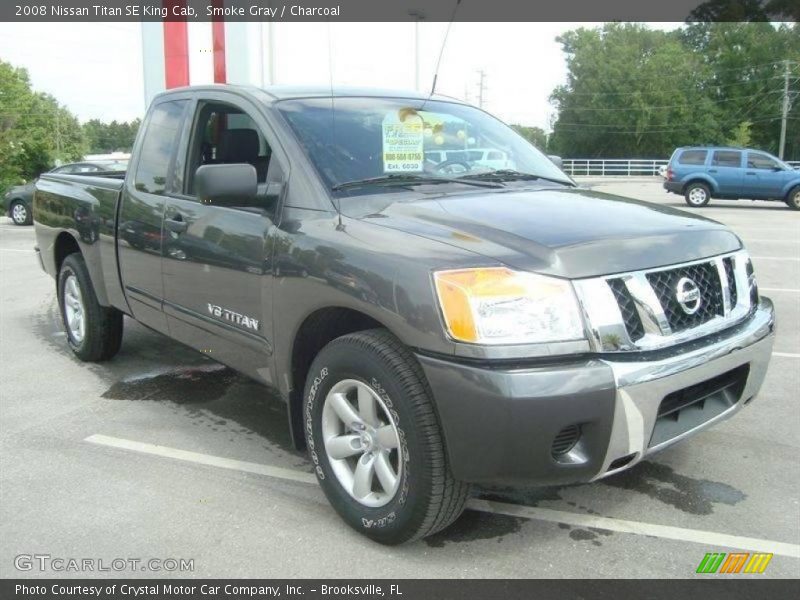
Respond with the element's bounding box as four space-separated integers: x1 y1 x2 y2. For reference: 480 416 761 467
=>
10 201 31 225
304 329 470 545
786 186 800 211
684 182 711 207
57 253 123 362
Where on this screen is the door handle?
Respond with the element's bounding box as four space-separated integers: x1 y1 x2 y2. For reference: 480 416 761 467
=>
708 169 717 173
746 172 756 176
165 214 188 234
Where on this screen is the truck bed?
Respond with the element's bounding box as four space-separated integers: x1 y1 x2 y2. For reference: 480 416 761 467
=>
34 171 127 311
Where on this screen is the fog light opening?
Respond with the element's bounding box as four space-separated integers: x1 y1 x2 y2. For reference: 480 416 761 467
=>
551 424 582 458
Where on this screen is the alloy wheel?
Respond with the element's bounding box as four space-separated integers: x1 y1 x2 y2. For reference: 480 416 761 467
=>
63 274 86 343
321 379 402 508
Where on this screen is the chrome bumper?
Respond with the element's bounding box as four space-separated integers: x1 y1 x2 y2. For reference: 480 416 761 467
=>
592 297 775 480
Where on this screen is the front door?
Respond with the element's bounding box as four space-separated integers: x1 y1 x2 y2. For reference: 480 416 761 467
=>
744 151 788 198
161 97 285 384
118 98 189 333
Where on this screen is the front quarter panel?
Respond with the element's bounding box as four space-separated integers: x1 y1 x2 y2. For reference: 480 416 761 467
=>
271 207 497 397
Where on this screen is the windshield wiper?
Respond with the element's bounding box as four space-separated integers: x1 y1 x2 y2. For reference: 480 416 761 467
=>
459 169 575 187
331 173 503 192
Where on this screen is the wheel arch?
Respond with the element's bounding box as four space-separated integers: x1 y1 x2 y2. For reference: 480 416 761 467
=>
286 306 393 450
683 177 716 195
54 232 82 274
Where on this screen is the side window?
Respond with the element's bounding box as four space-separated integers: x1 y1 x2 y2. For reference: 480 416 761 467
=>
747 153 778 170
134 100 188 194
187 102 272 196
711 151 742 168
678 150 707 165
487 151 504 161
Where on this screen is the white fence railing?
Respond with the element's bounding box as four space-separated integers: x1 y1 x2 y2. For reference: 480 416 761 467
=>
562 158 800 177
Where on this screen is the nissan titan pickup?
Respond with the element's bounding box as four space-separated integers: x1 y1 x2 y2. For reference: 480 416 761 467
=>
33 85 775 544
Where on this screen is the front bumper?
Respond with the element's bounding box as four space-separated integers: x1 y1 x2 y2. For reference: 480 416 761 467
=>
418 298 774 486
663 181 682 194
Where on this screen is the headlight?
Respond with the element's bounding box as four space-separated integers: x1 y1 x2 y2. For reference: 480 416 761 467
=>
433 267 585 344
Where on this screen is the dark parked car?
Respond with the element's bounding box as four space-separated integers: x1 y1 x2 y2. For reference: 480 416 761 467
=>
663 146 800 209
34 86 774 544
3 161 128 225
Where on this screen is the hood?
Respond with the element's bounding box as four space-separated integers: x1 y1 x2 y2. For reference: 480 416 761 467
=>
360 187 741 279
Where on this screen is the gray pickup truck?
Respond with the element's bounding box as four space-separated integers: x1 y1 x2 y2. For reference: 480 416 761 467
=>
33 85 774 545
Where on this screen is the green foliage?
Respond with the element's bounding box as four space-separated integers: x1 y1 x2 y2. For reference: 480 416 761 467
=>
0 60 85 193
726 121 752 147
83 118 140 154
549 22 800 159
510 124 548 150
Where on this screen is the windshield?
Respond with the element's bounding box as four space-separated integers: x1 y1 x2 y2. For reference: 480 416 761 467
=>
277 97 571 195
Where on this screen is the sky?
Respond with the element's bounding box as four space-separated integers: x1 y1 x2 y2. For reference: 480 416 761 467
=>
0 21 681 131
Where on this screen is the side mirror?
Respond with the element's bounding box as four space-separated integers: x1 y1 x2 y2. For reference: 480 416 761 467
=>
195 163 257 207
548 155 563 169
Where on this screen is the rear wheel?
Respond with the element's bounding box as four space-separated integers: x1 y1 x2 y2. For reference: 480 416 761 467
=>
304 329 470 545
10 201 31 225
786 186 800 211
684 183 711 207
57 253 123 361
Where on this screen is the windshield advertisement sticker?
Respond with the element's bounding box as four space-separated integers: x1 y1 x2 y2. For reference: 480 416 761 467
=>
382 109 424 173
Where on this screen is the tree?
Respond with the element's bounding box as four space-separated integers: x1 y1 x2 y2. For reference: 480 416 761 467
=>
510 124 547 150
83 118 140 153
549 24 723 158
549 22 800 159
680 22 800 158
0 60 84 193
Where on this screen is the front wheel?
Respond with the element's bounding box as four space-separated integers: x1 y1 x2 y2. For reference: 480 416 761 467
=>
10 201 31 225
786 186 800 211
304 329 470 545
684 183 711 207
57 253 124 361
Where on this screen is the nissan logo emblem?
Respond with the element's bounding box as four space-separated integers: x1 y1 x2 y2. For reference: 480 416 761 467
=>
676 277 702 315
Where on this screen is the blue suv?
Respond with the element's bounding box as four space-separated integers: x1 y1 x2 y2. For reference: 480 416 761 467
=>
664 147 800 210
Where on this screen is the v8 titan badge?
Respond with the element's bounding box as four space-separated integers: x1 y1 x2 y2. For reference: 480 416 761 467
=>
382 109 424 173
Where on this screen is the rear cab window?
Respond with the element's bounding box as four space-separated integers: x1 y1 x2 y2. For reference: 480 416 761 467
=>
678 150 707 166
711 150 742 168
134 100 189 194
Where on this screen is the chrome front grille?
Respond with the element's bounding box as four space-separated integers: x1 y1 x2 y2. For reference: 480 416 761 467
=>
607 278 645 341
644 261 723 332
573 251 757 352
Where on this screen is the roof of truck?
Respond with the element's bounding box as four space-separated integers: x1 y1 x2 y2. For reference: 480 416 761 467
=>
156 83 465 105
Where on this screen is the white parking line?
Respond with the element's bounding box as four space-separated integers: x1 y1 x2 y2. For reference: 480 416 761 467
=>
468 499 800 558
0 248 34 253
85 434 316 485
85 434 800 558
760 287 800 293
773 352 800 358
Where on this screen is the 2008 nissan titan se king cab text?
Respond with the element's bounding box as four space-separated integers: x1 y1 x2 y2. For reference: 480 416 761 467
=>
33 85 775 545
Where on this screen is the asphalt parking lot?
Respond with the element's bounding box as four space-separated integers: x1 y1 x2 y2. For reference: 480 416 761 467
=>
0 179 798 578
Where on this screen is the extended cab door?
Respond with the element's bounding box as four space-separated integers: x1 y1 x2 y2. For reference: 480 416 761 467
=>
744 151 788 198
160 94 286 385
117 98 190 333
709 150 744 196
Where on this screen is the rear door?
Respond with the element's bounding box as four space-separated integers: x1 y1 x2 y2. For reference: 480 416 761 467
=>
117 98 190 333
744 151 786 198
709 150 743 196
160 92 287 384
